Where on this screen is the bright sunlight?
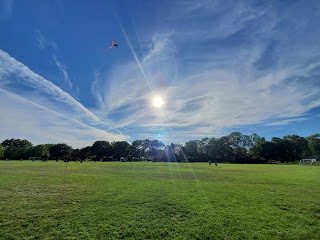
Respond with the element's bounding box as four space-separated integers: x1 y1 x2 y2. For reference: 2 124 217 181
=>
152 96 164 108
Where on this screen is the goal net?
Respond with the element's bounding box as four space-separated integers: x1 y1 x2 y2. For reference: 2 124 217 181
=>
299 159 317 165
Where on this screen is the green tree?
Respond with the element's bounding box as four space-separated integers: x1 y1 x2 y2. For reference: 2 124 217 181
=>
0 144 4 159
270 137 301 162
306 134 320 159
90 141 112 161
80 146 92 161
283 135 309 160
5 145 29 159
27 144 49 159
129 140 145 160
112 141 130 160
165 143 178 162
260 141 277 161
208 137 233 162
227 132 251 162
2 139 33 150
71 149 82 161
49 144 72 160
142 139 165 161
248 133 266 159
184 140 200 162
197 138 210 162
172 143 185 162
2 139 33 159
227 132 251 149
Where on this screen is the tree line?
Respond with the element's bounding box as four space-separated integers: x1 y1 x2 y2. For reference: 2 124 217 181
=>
0 132 319 163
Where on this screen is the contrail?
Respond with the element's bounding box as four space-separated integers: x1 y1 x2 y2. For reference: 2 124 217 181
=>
114 15 153 93
0 87 125 140
0 49 106 125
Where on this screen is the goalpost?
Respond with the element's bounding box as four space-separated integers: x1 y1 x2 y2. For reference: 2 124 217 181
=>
299 159 317 165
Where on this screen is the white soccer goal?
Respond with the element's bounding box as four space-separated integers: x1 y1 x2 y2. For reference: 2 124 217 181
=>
299 159 317 165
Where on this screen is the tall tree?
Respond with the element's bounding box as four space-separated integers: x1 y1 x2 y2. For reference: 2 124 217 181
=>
306 134 320 158
184 140 200 162
2 139 33 150
260 141 277 161
71 149 82 161
143 139 165 161
268 138 301 162
168 143 185 162
227 132 251 162
49 144 72 160
90 141 112 161
112 141 130 160
208 137 233 162
2 139 33 159
165 143 176 162
198 138 210 162
227 132 251 149
80 146 92 161
129 140 145 160
283 135 309 159
27 144 49 159
248 134 266 159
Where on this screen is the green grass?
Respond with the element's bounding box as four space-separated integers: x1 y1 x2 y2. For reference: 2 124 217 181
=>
0 161 319 240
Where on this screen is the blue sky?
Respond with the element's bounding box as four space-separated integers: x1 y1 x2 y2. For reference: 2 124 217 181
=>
0 0 320 148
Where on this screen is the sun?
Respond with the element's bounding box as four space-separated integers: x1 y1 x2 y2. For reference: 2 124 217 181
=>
152 96 164 108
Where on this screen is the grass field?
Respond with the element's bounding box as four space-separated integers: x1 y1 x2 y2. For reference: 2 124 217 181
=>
0 161 319 240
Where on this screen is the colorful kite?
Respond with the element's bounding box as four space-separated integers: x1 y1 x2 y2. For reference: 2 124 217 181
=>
107 40 119 50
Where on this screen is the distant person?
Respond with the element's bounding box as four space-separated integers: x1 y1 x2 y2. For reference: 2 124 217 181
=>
215 161 217 167
208 160 212 166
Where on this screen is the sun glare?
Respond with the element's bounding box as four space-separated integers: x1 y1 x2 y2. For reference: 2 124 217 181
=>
152 96 164 108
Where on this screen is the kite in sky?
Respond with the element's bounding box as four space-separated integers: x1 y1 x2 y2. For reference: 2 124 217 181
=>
107 40 119 50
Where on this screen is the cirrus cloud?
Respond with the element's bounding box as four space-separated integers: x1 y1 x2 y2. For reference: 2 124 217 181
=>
91 0 320 143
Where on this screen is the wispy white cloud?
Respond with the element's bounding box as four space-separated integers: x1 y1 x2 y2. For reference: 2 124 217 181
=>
0 49 126 147
34 30 78 97
91 31 175 113
52 55 73 90
142 32 175 62
0 50 101 124
34 29 58 51
0 88 125 148
265 117 307 127
4 1 316 145
91 0 320 143
169 0 270 41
